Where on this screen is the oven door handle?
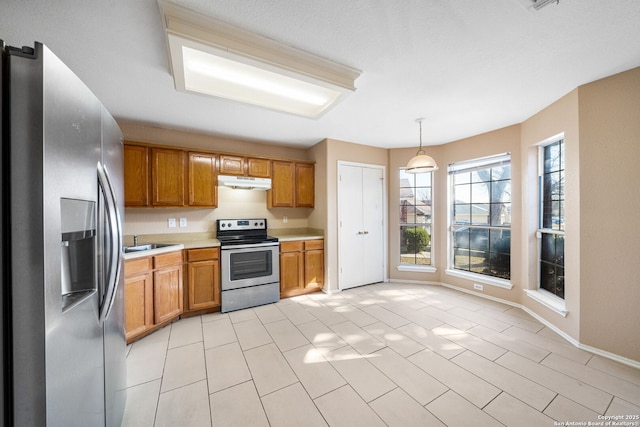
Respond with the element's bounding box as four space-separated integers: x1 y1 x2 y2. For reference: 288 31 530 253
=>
220 242 279 250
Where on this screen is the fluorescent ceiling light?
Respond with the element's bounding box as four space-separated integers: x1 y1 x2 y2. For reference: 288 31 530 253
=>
159 1 361 118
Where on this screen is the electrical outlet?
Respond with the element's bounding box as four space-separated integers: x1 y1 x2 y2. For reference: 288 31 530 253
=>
283 216 288 224
168 218 176 228
179 217 187 227
473 283 484 291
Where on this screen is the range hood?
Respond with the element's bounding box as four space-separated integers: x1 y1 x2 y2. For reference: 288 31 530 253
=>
218 174 272 190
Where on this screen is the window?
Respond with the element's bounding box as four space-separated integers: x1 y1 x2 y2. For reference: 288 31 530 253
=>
539 140 565 298
449 154 511 280
399 169 432 266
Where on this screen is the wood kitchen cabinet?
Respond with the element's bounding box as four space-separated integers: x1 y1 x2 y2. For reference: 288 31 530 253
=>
151 147 185 206
185 248 221 313
295 163 315 208
279 239 324 298
124 250 183 344
124 257 153 342
124 144 149 207
153 251 184 323
219 155 245 176
188 152 217 207
268 161 314 208
247 158 271 178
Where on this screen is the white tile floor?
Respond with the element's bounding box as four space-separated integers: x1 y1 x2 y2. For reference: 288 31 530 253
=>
122 282 640 427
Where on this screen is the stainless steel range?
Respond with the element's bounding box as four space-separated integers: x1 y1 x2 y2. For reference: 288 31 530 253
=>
217 218 280 313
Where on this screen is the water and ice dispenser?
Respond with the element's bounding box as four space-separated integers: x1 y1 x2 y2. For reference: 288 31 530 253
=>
60 198 96 312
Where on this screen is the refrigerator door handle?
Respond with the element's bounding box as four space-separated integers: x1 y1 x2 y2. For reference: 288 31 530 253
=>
98 161 122 323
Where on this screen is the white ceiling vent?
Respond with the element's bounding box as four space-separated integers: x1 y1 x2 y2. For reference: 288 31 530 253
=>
517 0 560 11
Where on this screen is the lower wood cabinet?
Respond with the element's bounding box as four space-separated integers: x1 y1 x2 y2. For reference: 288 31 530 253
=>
185 248 221 312
279 239 324 298
124 250 183 343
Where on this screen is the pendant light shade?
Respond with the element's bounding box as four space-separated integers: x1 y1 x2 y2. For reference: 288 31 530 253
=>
406 118 438 173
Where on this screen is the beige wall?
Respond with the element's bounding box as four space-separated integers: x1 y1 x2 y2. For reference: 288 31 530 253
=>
577 67 640 361
118 122 313 235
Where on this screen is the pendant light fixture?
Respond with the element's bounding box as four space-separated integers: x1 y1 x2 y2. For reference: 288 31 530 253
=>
406 118 438 173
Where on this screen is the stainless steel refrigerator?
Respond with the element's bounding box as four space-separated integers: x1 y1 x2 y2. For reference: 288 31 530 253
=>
1 41 127 426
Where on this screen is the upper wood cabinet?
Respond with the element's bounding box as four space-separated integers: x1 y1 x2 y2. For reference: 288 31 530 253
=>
220 155 272 178
269 161 295 207
124 145 149 207
268 161 315 208
296 163 315 208
219 155 245 176
151 147 185 206
247 158 271 178
188 152 217 207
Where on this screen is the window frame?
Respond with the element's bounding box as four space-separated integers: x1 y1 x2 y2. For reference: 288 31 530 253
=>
446 153 513 288
398 168 435 272
537 138 566 300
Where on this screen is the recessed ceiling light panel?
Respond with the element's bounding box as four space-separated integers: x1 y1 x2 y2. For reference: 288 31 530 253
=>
159 1 361 118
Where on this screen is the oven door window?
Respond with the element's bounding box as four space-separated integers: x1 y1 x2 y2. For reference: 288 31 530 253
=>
229 250 273 280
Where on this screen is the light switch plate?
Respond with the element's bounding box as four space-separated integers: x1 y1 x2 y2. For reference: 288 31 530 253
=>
179 217 187 227
168 218 176 228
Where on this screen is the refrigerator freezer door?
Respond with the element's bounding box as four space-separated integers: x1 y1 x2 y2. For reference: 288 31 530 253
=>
8 43 105 426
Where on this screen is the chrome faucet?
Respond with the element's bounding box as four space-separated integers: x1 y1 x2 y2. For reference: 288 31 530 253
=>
133 235 138 246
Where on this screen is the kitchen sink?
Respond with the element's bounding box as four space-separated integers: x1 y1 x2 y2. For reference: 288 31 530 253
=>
122 243 179 253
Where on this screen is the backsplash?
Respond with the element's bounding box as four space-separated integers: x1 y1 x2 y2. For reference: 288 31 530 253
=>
123 187 311 235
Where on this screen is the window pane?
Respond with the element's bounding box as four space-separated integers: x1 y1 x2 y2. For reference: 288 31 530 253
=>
454 204 471 225
471 204 490 225
454 172 471 185
556 267 565 299
490 202 511 226
491 180 511 203
470 250 489 274
540 261 556 294
415 173 431 187
470 228 489 251
454 227 470 249
541 233 555 263
491 165 511 181
454 248 470 271
555 234 564 265
454 184 471 203
490 229 510 254
471 182 490 203
399 170 413 187
490 253 510 279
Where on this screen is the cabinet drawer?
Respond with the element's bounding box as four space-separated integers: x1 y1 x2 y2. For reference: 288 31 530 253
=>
153 251 183 269
187 248 219 262
125 257 151 277
304 239 324 250
280 241 303 253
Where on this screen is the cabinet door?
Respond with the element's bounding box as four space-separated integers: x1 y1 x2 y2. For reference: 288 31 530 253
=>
247 158 271 178
304 240 324 289
151 148 185 206
295 163 315 208
269 161 295 207
219 155 245 176
188 152 217 207
279 251 303 295
124 272 153 341
124 145 149 207
188 260 220 310
153 264 183 324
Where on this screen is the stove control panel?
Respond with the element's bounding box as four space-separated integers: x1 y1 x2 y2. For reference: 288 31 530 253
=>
217 218 267 231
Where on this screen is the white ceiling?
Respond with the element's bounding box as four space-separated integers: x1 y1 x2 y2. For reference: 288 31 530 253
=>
2 0 640 149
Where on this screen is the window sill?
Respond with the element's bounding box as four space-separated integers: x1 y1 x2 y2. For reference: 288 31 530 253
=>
397 265 437 273
524 289 568 317
444 269 513 289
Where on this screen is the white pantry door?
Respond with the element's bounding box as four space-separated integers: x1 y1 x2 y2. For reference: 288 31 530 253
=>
338 163 385 290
